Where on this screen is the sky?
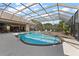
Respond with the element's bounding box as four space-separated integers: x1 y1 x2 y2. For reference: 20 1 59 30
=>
0 3 78 24
42 20 61 25
1 3 77 16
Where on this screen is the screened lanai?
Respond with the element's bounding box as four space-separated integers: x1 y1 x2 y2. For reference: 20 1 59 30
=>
0 3 79 23
0 3 79 56
0 3 79 34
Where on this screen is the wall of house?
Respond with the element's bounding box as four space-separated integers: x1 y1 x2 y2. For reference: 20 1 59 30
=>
0 20 26 33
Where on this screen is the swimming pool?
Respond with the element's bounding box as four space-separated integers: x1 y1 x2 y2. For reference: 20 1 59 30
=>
18 32 61 46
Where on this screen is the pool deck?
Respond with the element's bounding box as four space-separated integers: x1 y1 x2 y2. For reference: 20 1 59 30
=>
0 32 79 56
0 33 64 56
42 31 79 56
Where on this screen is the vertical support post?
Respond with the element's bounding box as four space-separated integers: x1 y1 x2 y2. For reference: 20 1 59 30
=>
6 25 10 32
57 3 60 20
25 24 30 32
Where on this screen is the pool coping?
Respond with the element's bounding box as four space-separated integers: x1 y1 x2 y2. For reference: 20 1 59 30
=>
15 32 62 46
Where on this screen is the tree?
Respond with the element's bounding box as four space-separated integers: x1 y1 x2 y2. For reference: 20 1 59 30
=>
58 20 70 34
31 20 43 31
63 24 70 34
43 23 53 31
58 21 65 31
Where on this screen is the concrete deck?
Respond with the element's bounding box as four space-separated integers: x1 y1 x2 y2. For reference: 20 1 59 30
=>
63 38 79 56
0 33 64 56
0 32 79 56
41 31 79 56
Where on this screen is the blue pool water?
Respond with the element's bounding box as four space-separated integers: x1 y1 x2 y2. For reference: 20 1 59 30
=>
18 32 61 46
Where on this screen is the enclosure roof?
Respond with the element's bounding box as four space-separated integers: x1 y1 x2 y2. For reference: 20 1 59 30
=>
0 3 79 22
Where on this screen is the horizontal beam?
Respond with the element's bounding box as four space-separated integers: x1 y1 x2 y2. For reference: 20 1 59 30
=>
14 3 38 14
59 10 74 14
0 18 26 24
58 3 79 9
15 4 57 15
29 13 71 22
